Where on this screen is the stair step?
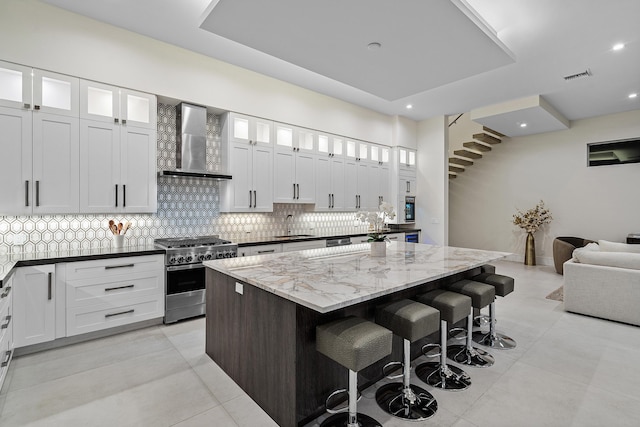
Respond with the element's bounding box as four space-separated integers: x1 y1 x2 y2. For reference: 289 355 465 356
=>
473 133 501 145
449 164 465 173
449 157 473 166
463 141 492 152
483 126 506 138
454 149 483 159
449 172 457 179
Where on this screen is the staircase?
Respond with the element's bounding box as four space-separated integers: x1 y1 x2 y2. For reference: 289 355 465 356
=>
449 126 506 179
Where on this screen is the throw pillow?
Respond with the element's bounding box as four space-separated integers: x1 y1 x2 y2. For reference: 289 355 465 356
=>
598 240 640 254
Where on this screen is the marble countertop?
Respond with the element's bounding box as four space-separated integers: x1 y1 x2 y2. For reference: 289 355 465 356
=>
0 245 164 287
204 242 509 313
229 228 421 246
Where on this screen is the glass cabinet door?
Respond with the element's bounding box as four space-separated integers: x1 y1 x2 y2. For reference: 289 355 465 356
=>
121 89 156 129
80 80 119 124
254 118 272 146
332 137 344 157
275 124 294 149
297 128 315 152
0 61 32 110
317 134 329 155
32 69 79 117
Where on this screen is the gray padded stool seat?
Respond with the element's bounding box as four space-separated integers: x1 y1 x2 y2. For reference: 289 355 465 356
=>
317 316 392 427
446 280 496 367
414 290 472 391
472 268 517 350
374 299 439 420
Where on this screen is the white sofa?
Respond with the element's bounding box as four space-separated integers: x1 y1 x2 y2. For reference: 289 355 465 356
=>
563 240 640 326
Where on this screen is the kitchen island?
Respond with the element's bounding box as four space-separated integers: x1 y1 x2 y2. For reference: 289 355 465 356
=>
203 242 509 426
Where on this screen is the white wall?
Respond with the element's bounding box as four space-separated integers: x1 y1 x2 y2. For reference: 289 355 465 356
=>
0 0 393 144
449 109 640 263
417 116 448 244
392 115 418 148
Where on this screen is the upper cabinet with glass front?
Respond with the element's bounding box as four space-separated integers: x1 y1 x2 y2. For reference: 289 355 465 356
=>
317 134 344 159
398 147 417 171
228 113 273 147
0 60 79 117
80 80 156 129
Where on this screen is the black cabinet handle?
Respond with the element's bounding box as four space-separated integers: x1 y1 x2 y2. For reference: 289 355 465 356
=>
104 284 135 292
35 180 40 207
47 272 52 300
105 263 135 270
293 183 296 199
105 309 134 318
25 180 29 207
115 184 118 207
123 184 126 208
253 190 256 208
249 190 252 208
1 315 11 329
1 350 11 367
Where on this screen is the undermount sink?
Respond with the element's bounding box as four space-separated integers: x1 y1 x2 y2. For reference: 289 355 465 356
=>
273 234 315 239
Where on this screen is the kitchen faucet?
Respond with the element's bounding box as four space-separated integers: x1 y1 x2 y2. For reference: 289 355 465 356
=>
286 214 293 236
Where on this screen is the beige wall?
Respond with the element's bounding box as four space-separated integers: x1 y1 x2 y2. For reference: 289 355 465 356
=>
0 0 392 145
449 109 640 264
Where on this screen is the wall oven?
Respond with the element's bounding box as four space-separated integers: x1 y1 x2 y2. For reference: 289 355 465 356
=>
404 196 416 223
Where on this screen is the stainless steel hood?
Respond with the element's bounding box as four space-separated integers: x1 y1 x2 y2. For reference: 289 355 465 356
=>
160 103 231 180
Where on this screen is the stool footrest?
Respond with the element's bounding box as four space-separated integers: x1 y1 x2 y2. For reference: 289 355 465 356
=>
421 343 441 359
382 361 405 380
325 388 362 414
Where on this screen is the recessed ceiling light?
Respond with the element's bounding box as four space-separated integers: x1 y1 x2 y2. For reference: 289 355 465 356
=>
629 93 638 99
613 43 625 51
520 123 527 128
406 104 413 109
367 42 381 51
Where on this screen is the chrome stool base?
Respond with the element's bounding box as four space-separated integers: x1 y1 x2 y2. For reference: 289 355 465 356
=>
415 362 471 391
375 382 438 421
472 331 516 350
321 412 382 427
447 344 495 367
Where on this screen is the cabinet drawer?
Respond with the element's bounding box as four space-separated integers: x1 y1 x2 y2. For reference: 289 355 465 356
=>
66 271 163 308
65 255 163 280
66 294 164 337
0 297 11 350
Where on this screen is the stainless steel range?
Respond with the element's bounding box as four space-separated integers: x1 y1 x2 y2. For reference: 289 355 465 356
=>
154 236 238 323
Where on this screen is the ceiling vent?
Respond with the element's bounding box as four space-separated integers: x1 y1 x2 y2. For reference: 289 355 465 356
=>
564 69 592 81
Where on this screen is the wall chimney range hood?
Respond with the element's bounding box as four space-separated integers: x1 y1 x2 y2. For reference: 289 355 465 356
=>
159 103 232 180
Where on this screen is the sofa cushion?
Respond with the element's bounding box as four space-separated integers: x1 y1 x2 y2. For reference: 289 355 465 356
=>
573 248 640 270
598 240 640 254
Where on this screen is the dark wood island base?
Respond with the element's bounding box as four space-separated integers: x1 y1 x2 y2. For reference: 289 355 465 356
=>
205 267 479 426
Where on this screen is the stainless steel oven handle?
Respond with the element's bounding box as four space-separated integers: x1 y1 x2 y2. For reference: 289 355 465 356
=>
167 264 206 272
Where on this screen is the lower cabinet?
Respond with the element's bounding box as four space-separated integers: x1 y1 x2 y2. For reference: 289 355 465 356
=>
13 264 57 348
64 255 164 337
12 255 164 350
0 275 14 391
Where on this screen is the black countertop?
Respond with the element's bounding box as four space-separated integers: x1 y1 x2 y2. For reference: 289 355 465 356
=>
0 245 164 287
0 228 421 286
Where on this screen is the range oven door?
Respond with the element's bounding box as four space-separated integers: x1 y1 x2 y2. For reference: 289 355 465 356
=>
165 263 206 323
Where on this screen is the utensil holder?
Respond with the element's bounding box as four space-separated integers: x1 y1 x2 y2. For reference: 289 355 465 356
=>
112 235 124 248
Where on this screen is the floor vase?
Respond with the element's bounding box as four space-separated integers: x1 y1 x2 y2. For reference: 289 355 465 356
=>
524 232 536 266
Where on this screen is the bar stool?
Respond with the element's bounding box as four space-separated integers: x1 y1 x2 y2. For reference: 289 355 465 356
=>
472 268 517 350
445 279 495 367
316 316 393 427
414 290 472 391
374 299 439 420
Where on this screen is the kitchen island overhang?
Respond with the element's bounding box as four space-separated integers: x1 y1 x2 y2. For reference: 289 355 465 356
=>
204 242 509 426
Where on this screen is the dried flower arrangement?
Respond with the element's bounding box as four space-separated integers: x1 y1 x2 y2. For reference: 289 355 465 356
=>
512 200 552 233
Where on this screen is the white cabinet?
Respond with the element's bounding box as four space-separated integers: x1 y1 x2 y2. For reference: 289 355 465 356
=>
238 244 283 257
273 124 316 203
79 81 157 214
281 240 326 252
0 62 80 215
389 146 418 224
0 275 14 390
80 80 156 129
220 113 273 212
13 264 58 348
64 255 164 337
399 147 417 172
315 134 346 211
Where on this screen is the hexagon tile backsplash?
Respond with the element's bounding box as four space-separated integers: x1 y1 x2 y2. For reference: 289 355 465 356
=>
0 104 366 254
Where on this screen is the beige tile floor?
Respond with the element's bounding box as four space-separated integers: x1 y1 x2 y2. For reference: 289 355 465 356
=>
1 260 639 426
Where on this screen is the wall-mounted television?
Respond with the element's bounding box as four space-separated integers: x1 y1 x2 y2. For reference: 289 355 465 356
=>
587 137 640 167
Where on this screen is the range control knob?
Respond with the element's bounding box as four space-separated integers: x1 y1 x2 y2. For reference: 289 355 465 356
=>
177 256 184 264
186 256 193 263
206 253 213 260
215 252 224 259
169 257 177 264
198 254 205 262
